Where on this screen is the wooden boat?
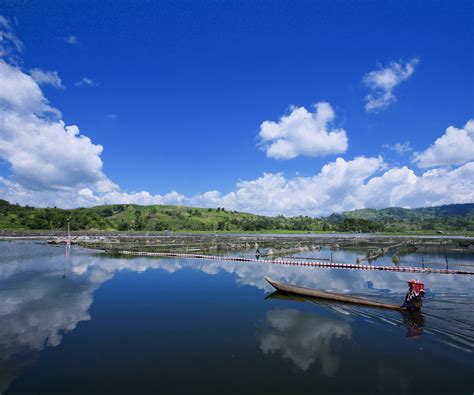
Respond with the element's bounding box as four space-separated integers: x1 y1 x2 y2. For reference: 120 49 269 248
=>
264 277 404 311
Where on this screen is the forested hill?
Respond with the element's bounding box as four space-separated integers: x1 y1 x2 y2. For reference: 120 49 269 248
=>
327 203 474 233
330 204 474 221
0 199 473 233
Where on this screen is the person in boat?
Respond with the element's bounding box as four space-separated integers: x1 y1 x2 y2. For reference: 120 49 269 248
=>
401 280 425 311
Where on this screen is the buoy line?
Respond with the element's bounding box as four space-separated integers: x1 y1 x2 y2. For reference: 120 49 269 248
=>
116 250 474 275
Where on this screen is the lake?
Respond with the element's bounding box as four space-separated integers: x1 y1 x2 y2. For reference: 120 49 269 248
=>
0 240 473 394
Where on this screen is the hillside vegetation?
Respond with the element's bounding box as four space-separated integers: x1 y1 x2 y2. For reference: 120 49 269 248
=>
330 204 474 232
0 199 473 233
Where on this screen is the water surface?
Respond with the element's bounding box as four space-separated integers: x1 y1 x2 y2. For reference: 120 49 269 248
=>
0 241 473 394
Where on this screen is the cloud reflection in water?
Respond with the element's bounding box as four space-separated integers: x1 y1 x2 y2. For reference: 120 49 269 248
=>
260 308 351 374
0 241 472 392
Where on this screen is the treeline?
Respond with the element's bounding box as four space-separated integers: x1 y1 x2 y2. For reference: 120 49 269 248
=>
0 199 472 233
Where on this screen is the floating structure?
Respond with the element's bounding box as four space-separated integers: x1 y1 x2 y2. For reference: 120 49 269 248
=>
116 250 474 275
32 232 474 257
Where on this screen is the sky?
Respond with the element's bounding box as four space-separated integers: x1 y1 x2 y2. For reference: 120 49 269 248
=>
0 0 473 216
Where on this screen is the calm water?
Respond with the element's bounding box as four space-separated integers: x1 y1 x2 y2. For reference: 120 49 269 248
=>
0 241 473 394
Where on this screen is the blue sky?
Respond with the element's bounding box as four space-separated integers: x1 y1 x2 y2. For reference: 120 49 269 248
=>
0 1 473 215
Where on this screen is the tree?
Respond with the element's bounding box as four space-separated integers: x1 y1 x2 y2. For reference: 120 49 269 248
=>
154 222 166 231
134 210 144 230
103 208 113 217
118 221 128 231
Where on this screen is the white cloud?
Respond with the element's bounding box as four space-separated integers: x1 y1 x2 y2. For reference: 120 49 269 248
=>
29 68 64 89
258 102 348 159
0 60 59 116
363 58 419 112
412 120 474 168
0 114 106 191
390 162 474 208
1 147 474 216
187 156 384 216
0 55 112 196
64 34 78 45
75 77 98 87
0 16 22 63
0 20 472 216
383 141 412 154
0 57 472 215
188 157 474 216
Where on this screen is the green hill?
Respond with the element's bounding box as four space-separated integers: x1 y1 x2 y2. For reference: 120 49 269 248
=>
0 199 473 233
332 203 474 232
0 199 325 232
341 204 474 221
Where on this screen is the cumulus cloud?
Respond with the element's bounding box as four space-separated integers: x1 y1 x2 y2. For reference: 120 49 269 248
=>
0 23 117 203
1 153 474 216
0 58 473 215
187 157 474 216
258 102 348 159
0 114 106 191
0 60 109 192
0 60 60 116
185 156 384 216
75 76 98 87
390 163 474 207
363 58 419 112
29 68 64 89
412 120 474 168
0 19 472 216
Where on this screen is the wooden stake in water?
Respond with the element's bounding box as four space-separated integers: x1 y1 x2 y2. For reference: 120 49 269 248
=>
64 219 71 278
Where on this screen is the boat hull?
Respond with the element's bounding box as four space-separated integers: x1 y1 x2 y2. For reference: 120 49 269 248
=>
264 277 404 311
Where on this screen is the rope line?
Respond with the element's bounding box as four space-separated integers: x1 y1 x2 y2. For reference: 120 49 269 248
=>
117 250 474 275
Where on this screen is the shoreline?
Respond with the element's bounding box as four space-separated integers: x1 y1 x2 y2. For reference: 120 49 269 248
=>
2 232 473 256
1 229 473 239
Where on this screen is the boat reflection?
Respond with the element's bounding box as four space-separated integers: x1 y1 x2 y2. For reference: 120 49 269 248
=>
266 291 425 339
